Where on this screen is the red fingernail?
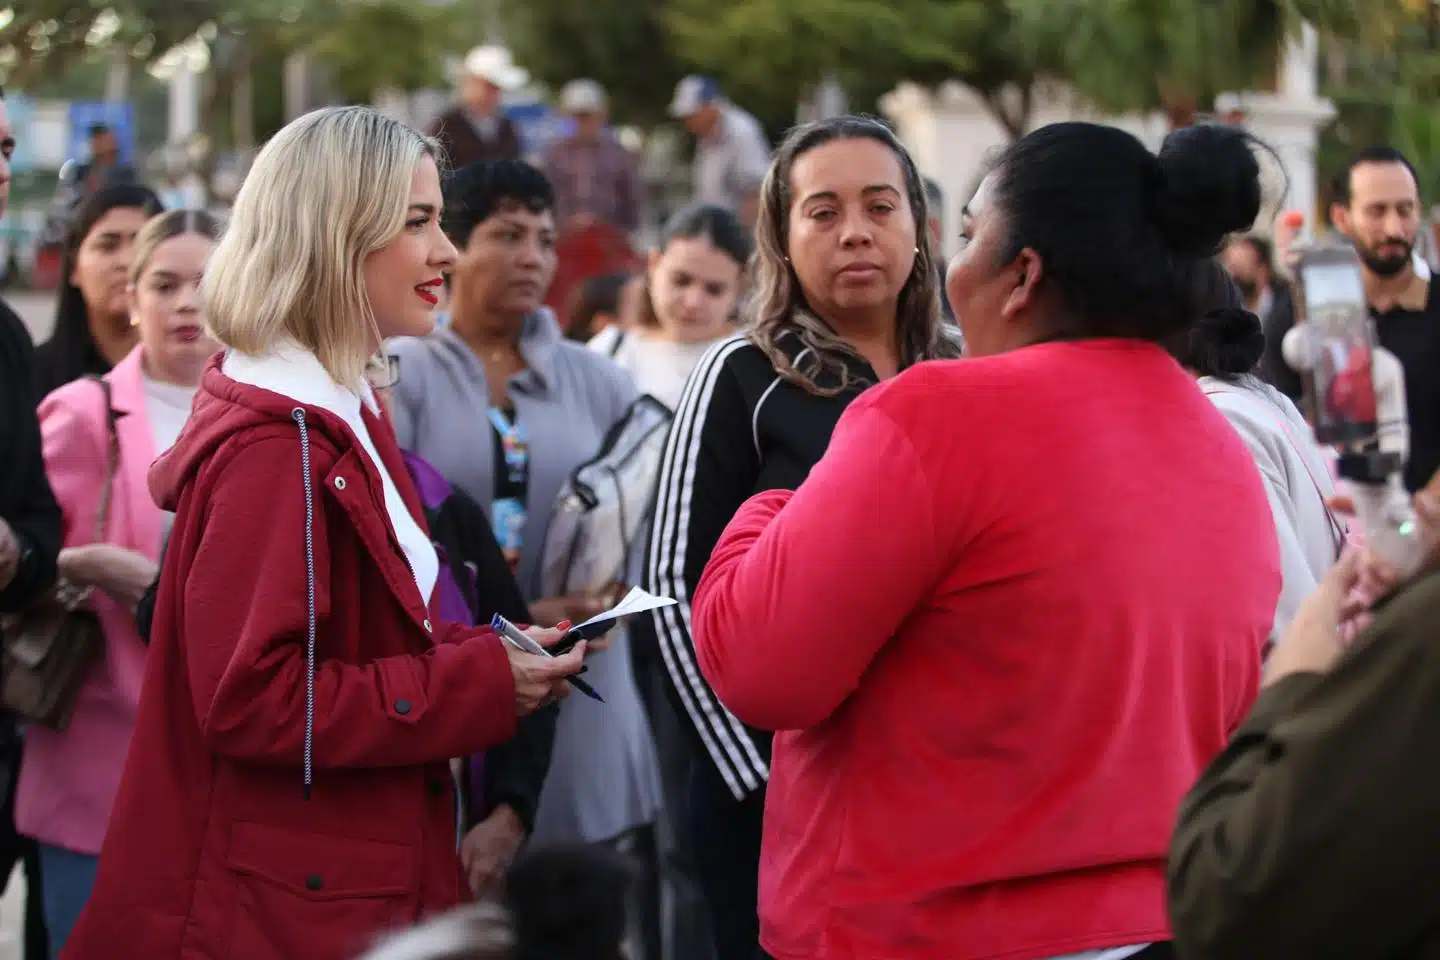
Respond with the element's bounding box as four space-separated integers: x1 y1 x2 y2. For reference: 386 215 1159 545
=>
556 620 572 631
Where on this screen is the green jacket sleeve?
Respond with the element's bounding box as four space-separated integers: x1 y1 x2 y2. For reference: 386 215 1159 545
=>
1169 568 1440 960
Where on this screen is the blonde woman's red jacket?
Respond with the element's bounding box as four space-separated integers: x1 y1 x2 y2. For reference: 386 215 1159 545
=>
65 356 519 960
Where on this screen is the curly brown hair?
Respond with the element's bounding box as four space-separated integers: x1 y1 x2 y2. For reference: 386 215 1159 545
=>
749 115 961 397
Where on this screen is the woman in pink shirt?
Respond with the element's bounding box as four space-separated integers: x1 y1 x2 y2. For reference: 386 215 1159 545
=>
691 121 1283 959
24 210 220 950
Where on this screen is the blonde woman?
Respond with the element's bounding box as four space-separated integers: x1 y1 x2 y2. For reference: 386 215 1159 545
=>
64 107 585 960
24 209 219 952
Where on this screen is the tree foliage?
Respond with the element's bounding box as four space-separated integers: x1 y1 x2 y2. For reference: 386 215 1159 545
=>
307 2 484 103
1317 4 1440 204
2 0 294 86
664 0 1060 139
1010 0 1422 127
496 0 692 129
2 1 478 100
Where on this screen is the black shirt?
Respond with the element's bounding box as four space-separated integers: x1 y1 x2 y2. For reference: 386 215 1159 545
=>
1375 279 1440 493
422 482 555 834
33 324 111 401
643 330 880 800
1258 283 1302 402
0 299 62 612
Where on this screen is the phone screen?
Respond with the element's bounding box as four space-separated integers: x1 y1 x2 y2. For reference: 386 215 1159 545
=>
1303 262 1367 313
1301 260 1377 444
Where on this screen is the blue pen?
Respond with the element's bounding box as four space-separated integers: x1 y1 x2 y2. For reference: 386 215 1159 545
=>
490 614 605 703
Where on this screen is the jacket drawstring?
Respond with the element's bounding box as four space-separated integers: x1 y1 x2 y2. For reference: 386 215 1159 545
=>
292 408 317 800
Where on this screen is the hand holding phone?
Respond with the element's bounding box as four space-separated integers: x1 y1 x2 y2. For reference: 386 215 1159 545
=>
492 615 604 703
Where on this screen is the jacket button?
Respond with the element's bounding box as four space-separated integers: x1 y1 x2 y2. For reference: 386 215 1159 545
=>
333 476 347 491
305 875 323 891
423 619 432 632
394 698 411 715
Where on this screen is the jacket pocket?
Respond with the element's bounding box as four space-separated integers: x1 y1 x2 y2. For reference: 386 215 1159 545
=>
225 821 416 959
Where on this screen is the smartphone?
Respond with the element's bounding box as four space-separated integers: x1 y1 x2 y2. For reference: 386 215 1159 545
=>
547 617 619 658
1290 244 1378 447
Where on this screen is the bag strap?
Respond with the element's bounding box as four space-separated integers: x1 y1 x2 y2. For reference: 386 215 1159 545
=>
1205 385 1347 556
86 375 120 544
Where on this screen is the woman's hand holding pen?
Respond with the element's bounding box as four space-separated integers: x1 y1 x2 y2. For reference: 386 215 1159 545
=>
507 626 587 715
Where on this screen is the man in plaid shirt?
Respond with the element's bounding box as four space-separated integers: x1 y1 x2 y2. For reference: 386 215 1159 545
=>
543 80 641 235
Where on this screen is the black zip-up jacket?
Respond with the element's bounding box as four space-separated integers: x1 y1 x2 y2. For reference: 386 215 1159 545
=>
424 479 556 833
0 299 61 612
643 331 877 801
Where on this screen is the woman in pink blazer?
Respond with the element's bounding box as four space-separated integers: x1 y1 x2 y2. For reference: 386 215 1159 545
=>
21 210 220 951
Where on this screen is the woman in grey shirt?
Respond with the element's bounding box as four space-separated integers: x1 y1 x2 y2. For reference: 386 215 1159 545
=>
388 161 662 872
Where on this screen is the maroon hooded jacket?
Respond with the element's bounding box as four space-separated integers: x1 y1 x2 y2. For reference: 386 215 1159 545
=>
65 357 518 959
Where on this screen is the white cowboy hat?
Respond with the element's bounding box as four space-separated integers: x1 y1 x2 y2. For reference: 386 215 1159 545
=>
559 79 607 114
461 45 528 91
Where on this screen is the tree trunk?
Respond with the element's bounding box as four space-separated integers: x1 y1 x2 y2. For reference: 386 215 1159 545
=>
104 52 130 103
981 83 1033 142
284 52 311 121
232 45 255 152
1164 96 1198 129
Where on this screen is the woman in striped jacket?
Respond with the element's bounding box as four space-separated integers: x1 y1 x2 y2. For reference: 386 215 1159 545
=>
642 114 958 960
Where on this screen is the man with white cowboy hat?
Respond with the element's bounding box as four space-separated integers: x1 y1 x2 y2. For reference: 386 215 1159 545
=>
428 45 529 168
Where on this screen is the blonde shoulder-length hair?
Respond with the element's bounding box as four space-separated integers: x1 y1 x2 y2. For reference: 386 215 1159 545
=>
204 105 439 389
750 115 961 397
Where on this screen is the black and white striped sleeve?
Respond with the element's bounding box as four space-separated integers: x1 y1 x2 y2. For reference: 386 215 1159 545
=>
644 336 770 800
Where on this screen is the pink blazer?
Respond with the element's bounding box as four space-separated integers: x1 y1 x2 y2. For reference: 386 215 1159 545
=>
18 346 165 855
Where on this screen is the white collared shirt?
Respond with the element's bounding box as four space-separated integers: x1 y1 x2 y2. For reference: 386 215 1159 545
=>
222 343 439 607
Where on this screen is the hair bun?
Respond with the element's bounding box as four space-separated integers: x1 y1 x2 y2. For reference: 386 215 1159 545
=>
1149 124 1263 257
1189 306 1266 377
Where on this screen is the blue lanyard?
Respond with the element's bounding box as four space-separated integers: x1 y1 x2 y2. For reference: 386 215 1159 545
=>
488 407 529 485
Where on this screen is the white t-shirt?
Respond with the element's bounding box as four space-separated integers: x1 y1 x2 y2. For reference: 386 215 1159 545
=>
221 344 439 606
587 326 724 411
143 376 198 458
143 375 199 545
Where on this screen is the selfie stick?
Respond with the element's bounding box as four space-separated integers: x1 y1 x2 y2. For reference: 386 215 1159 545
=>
1282 324 1427 577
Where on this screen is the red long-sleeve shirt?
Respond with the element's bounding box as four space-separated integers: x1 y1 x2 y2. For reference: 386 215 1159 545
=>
692 339 1279 960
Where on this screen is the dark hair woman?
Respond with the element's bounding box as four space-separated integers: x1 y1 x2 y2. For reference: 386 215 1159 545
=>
565 272 632 342
643 114 959 960
33 183 163 397
388 160 663 915
589 203 752 408
1167 262 1345 655
688 121 1283 960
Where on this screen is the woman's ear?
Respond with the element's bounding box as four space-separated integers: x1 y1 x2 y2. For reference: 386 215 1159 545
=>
1000 247 1044 322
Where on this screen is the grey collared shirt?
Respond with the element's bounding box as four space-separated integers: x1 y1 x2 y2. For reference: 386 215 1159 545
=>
693 103 771 213
387 311 662 845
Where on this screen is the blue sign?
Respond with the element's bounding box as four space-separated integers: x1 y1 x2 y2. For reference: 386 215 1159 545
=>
67 101 136 166
506 103 566 158
3 93 35 173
